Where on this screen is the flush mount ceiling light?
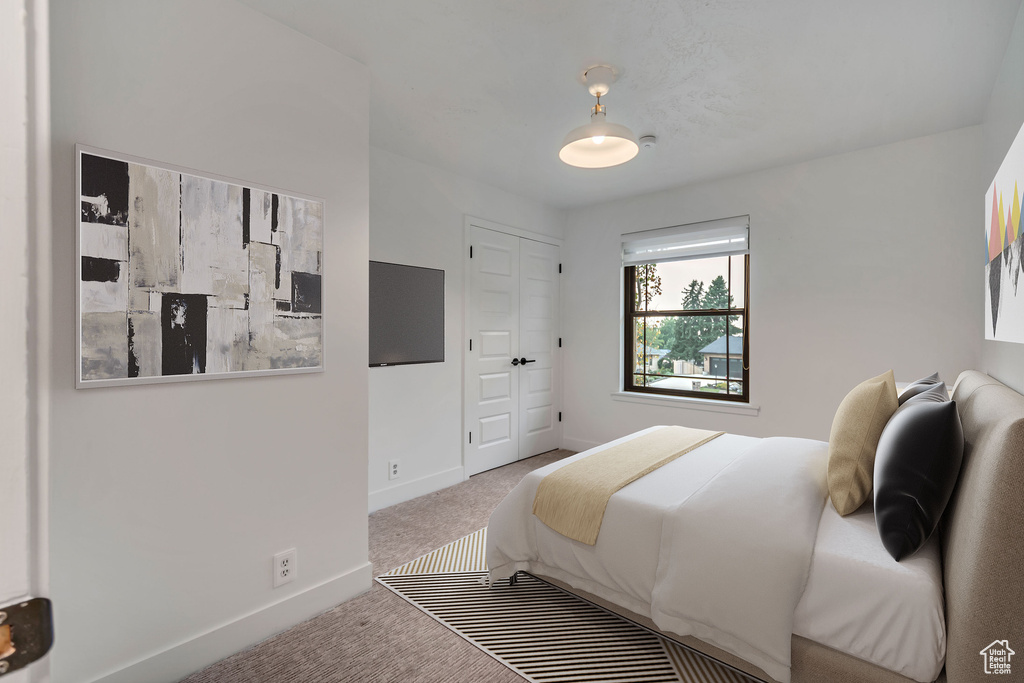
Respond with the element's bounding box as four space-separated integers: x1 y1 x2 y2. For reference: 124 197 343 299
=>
559 65 639 169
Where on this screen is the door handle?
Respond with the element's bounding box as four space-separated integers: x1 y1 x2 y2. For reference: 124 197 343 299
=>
519 358 536 365
510 358 520 366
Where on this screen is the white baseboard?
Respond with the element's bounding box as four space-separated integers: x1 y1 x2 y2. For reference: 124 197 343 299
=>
368 465 465 513
89 562 373 683
561 436 601 452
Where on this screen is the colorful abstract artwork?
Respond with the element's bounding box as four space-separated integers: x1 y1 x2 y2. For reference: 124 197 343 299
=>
986 123 1024 343
77 146 323 387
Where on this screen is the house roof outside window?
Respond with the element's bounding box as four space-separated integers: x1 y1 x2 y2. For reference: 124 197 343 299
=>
699 335 744 356
644 346 671 361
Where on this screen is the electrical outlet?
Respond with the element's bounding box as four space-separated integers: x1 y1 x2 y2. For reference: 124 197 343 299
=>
273 548 297 588
388 459 401 480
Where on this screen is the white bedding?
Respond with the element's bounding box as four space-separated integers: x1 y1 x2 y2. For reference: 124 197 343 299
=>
488 428 757 613
793 500 946 682
650 436 828 683
486 427 946 683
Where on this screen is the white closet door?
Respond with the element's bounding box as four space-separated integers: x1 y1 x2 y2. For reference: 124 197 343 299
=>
518 238 561 459
466 227 520 476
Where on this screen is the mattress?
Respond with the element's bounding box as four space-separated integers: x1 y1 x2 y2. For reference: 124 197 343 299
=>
793 500 945 683
487 428 946 683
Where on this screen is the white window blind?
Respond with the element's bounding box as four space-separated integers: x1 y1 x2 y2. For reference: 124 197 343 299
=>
622 215 749 266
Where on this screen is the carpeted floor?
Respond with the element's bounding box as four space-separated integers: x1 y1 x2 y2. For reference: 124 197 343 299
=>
181 449 573 683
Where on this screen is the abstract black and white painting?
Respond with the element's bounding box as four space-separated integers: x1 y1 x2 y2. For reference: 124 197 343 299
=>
77 145 324 387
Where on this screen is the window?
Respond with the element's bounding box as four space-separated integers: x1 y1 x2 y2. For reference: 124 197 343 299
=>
623 217 749 403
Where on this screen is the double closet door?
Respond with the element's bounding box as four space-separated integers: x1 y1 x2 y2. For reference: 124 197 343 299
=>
465 225 561 476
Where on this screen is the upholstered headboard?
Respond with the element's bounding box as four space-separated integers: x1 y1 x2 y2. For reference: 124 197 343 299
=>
943 371 1024 682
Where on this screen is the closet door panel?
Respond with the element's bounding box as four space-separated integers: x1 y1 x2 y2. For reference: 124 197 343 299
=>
465 227 520 475
518 238 560 459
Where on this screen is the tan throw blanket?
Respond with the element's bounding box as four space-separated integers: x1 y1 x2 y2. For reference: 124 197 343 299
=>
532 426 723 545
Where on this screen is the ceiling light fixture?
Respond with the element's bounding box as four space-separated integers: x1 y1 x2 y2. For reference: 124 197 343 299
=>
559 65 639 169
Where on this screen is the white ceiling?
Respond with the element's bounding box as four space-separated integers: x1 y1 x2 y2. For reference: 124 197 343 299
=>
239 0 1021 209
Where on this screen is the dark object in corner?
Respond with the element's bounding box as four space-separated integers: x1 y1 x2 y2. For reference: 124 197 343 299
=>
874 392 964 561
0 597 54 674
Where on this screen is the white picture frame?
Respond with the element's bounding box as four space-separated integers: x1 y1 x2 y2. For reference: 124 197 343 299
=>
77 144 325 388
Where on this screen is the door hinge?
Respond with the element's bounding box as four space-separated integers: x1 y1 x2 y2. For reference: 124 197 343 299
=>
470 245 473 258
558 263 562 273
469 338 472 351
558 412 562 422
468 432 472 444
0 597 54 675
558 337 562 348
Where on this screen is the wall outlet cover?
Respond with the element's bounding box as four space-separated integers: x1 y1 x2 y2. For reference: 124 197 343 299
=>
273 548 297 588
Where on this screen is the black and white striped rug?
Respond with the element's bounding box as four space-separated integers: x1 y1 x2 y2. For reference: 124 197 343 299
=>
377 529 755 683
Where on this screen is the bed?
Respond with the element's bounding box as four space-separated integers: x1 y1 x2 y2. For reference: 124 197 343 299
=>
486 370 1024 683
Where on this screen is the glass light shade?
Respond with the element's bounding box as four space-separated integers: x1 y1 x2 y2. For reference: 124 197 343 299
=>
559 112 639 168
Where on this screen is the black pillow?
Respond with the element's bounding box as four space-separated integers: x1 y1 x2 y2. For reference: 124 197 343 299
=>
898 372 942 405
902 381 948 404
873 397 964 560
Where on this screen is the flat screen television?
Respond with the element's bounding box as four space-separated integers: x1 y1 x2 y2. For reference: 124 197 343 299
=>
369 261 444 367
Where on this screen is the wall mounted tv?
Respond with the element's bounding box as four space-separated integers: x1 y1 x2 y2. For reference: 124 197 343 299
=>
369 261 445 367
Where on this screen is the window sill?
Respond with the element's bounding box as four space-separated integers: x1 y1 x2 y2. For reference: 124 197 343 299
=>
611 391 761 416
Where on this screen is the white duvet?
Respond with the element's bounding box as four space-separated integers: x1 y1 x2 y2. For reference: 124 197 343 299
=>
488 427 827 683
487 427 947 683
650 436 828 683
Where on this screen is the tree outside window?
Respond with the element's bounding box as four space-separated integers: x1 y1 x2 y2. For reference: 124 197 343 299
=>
625 255 748 402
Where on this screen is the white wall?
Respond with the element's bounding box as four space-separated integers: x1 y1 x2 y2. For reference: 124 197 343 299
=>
980 0 1024 393
48 2 370 682
1 0 33 620
368 147 565 511
2 2 51 681
562 127 982 448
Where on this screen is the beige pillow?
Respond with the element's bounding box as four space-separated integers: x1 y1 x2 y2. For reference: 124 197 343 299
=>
827 370 898 516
